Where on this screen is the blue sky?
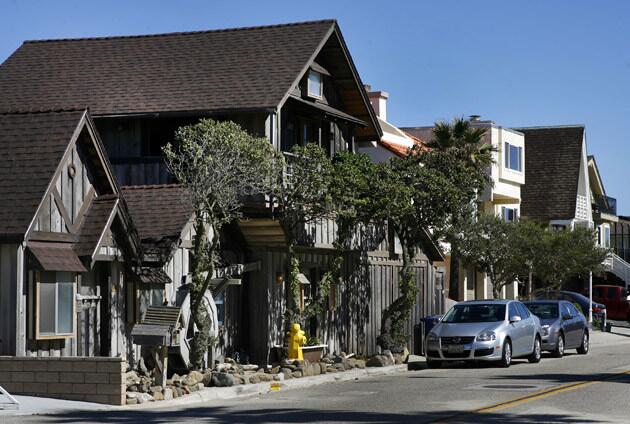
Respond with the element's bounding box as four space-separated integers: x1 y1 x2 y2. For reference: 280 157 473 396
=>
2 0 629 214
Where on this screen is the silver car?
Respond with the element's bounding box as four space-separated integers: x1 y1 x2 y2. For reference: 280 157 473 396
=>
523 300 589 357
425 300 543 368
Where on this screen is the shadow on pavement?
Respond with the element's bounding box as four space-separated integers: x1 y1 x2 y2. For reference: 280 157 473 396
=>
18 406 603 424
486 370 630 386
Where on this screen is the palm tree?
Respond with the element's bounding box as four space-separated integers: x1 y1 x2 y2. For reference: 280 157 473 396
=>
426 117 495 300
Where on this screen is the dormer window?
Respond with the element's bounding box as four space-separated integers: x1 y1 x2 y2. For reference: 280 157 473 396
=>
307 70 323 99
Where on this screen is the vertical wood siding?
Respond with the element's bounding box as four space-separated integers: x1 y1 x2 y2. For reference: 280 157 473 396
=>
237 246 437 363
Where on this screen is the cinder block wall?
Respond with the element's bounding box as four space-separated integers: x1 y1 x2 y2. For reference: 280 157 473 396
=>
0 356 126 405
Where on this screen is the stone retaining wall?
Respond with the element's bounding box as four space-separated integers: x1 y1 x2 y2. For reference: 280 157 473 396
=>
0 356 126 405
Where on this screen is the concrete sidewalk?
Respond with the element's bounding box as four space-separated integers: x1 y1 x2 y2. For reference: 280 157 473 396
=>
0 363 408 416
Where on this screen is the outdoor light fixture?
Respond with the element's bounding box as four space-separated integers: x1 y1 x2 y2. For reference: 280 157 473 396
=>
276 273 284 284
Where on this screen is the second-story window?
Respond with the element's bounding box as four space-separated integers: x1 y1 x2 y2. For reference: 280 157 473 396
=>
307 71 323 99
504 142 523 172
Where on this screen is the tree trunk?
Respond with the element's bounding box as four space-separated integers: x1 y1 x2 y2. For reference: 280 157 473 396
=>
449 253 460 301
188 217 217 370
378 237 416 353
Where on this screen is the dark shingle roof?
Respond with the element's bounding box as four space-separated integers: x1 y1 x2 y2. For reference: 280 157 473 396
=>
0 110 84 238
74 195 118 257
28 241 87 272
0 20 335 115
515 125 585 222
121 185 193 250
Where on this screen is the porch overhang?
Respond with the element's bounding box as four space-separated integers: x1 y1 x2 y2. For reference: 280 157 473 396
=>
28 241 87 272
288 95 367 127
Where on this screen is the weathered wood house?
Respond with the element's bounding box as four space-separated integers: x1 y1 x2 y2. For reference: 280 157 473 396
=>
0 20 443 364
0 109 140 358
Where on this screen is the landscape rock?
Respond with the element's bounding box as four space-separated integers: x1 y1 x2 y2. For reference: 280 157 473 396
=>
212 372 235 387
291 369 303 378
126 398 138 405
215 363 233 372
258 373 273 382
241 364 259 371
249 374 261 384
163 388 173 401
136 393 154 404
281 368 293 379
366 354 394 367
184 370 204 386
354 359 366 369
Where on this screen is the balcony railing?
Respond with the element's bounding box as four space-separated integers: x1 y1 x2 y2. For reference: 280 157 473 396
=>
592 194 617 216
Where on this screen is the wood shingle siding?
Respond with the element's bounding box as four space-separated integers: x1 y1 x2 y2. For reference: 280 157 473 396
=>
516 126 585 222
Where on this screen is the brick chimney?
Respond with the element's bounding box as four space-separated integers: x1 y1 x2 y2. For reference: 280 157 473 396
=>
367 89 390 121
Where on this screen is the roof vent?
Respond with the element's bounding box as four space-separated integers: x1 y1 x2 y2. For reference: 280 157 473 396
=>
469 115 481 122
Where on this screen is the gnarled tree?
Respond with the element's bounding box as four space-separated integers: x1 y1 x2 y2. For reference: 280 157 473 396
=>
163 119 278 369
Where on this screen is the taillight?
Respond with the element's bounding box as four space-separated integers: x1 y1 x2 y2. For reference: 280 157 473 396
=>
593 307 601 313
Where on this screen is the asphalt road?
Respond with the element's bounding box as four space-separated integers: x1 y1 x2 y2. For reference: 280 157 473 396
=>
9 329 630 424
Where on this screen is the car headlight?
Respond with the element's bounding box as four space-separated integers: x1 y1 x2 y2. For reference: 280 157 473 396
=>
541 325 550 337
427 332 439 341
476 331 496 342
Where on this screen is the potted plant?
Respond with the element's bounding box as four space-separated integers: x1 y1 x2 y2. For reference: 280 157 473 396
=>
301 336 328 362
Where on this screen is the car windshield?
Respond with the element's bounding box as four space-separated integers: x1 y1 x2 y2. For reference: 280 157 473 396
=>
442 304 506 323
525 303 559 319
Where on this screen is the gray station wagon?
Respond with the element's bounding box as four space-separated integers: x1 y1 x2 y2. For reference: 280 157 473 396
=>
425 300 543 368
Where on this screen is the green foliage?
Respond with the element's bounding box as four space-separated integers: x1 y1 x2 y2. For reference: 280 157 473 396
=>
459 216 610 298
530 225 609 290
330 151 380 246
375 118 493 351
163 119 278 369
455 214 521 299
272 143 336 331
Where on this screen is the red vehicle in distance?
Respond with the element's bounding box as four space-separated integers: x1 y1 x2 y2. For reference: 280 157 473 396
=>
592 285 630 322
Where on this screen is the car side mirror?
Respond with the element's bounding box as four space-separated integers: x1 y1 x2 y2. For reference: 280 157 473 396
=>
509 315 522 324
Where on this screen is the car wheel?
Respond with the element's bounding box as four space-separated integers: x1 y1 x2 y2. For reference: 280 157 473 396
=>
426 359 442 369
499 339 512 368
553 333 564 358
577 331 589 355
528 336 542 363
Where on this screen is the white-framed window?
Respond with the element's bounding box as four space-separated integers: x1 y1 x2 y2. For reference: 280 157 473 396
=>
37 271 76 339
597 225 610 248
307 70 323 98
504 142 523 172
501 207 518 222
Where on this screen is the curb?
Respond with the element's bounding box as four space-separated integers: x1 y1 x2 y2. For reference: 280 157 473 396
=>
126 364 409 410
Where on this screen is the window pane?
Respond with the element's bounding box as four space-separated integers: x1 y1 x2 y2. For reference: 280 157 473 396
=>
39 274 56 334
307 71 322 97
57 281 74 334
504 142 509 168
509 144 520 170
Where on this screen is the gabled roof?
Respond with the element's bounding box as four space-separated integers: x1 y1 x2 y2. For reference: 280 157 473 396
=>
515 125 585 222
0 20 381 141
0 109 85 239
0 21 333 115
73 195 119 257
121 185 193 256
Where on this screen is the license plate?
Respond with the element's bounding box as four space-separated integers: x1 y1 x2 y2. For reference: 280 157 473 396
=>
447 345 464 354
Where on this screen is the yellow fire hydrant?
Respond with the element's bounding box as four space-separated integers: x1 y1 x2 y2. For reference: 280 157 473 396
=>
288 323 307 360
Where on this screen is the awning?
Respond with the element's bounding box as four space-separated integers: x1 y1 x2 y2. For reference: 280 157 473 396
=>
288 95 367 127
136 267 172 285
28 242 87 272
